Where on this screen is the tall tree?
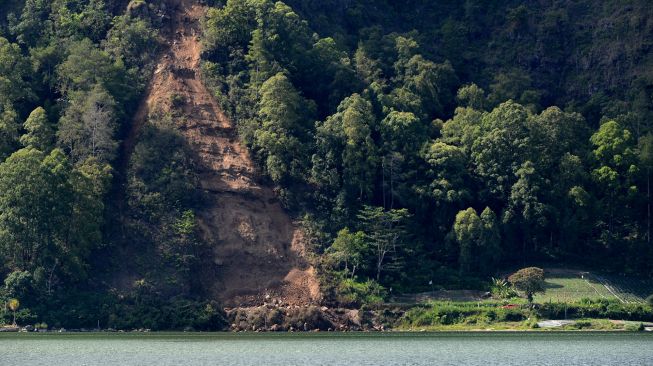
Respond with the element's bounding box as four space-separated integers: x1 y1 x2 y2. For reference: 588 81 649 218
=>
57 38 134 106
0 148 72 272
453 208 483 273
20 107 54 151
480 207 501 272
326 228 368 279
57 85 118 164
11 0 52 47
456 83 486 110
380 111 426 158
312 93 378 201
341 95 378 200
452 207 501 274
388 37 458 119
421 141 470 205
254 72 315 183
504 161 548 262
590 120 639 261
0 36 33 159
640 134 653 247
472 101 531 201
357 205 410 282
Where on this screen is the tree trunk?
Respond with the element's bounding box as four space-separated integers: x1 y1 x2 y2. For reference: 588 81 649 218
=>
382 156 386 209
47 260 58 296
376 260 382 282
646 167 651 248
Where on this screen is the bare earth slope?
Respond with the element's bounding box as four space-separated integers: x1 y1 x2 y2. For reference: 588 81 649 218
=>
127 0 320 307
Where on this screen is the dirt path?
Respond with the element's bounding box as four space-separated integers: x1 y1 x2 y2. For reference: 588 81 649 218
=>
127 0 320 307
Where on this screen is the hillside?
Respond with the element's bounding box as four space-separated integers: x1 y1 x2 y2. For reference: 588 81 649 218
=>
0 0 652 329
118 0 319 307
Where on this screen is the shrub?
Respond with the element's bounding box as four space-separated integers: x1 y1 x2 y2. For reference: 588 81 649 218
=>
491 277 518 299
336 279 387 307
400 301 528 327
523 317 540 328
572 320 593 329
537 299 653 322
170 93 186 109
625 322 645 332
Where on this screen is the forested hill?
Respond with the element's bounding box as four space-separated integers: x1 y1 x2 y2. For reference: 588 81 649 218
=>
0 0 652 329
284 0 653 121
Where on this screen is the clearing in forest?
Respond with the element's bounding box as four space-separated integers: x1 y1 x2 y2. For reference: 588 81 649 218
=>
534 269 653 304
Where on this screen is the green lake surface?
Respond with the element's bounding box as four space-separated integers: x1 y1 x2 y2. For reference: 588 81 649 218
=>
1 332 652 365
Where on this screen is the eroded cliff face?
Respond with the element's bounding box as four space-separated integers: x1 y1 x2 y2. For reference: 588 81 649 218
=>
126 0 320 307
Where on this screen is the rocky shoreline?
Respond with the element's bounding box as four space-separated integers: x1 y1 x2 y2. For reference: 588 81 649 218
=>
225 301 408 332
0 303 404 333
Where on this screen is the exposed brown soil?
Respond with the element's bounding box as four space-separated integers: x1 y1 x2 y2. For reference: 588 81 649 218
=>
126 0 320 307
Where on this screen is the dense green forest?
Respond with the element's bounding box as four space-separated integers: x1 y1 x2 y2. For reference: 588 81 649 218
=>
0 0 652 328
200 0 653 303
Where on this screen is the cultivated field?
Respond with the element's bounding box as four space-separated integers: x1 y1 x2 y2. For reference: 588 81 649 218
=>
534 269 653 304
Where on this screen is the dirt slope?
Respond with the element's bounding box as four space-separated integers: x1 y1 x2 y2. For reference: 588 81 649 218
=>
127 0 320 307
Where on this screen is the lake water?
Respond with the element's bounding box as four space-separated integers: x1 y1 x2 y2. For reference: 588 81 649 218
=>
1 332 652 366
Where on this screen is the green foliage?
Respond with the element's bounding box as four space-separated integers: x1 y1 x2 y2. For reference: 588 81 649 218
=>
490 278 518 299
421 141 470 204
0 36 33 159
357 205 411 282
57 85 118 164
624 322 646 332
202 0 257 58
453 208 482 273
472 101 531 200
52 0 111 42
128 116 199 219
0 0 170 327
124 114 205 293
325 228 368 278
591 121 637 170
7 298 19 324
590 120 640 262
312 94 378 204
0 0 652 325
456 84 485 110
198 0 653 306
340 95 378 199
57 38 133 101
0 36 33 107
0 149 70 271
537 299 653 322
380 111 425 158
388 47 458 119
487 69 541 109
254 72 315 184
4 271 34 299
20 107 54 151
336 278 386 307
401 301 528 327
104 14 159 71
452 207 501 274
3 286 228 331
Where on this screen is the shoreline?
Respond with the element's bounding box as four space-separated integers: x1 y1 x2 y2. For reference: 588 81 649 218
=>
2 325 652 334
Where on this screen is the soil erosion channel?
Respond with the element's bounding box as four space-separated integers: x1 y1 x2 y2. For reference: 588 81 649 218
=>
127 0 320 307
